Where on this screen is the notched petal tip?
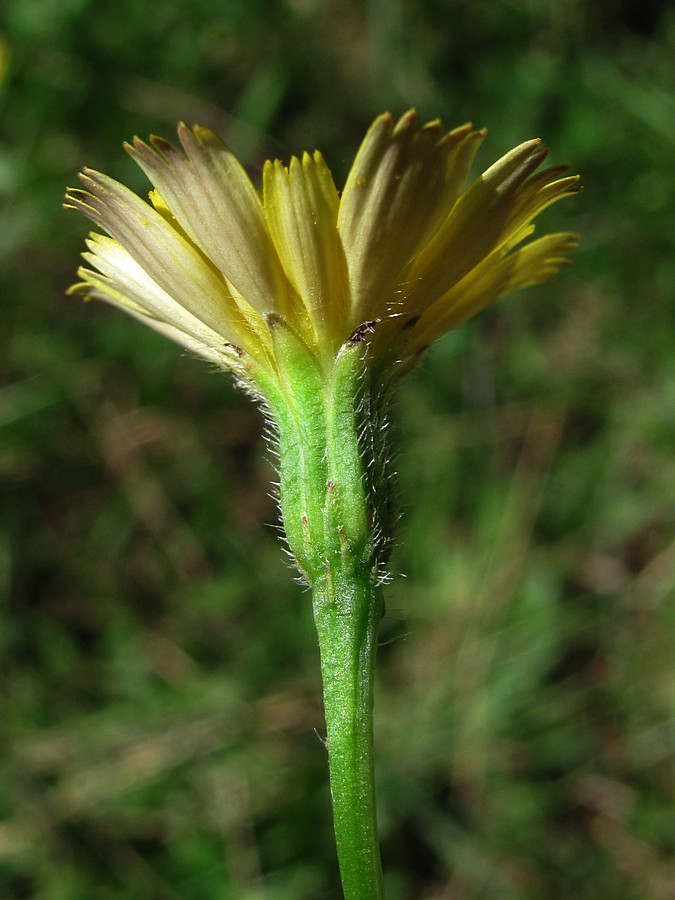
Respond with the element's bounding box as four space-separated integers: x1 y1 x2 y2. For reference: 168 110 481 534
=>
77 168 111 196
487 137 542 172
66 281 89 297
125 134 178 166
267 157 289 179
150 134 177 155
525 146 549 168
63 185 86 209
562 174 583 192
390 108 459 145
373 110 395 129
176 121 202 156
443 121 474 140
477 139 545 197
494 145 550 197
393 109 418 134
420 118 442 134
559 232 582 251
543 174 582 199
80 166 103 180
63 187 97 214
190 123 224 149
64 187 87 200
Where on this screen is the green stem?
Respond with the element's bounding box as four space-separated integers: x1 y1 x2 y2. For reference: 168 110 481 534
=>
313 568 385 900
254 321 391 899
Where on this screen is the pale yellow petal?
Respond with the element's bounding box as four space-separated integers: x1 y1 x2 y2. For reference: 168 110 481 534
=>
403 139 549 313
65 171 246 341
69 272 244 370
504 173 582 243
126 124 288 314
263 151 348 349
79 232 255 353
413 231 580 346
338 111 486 322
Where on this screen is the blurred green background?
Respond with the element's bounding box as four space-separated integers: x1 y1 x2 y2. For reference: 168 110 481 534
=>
1 0 674 897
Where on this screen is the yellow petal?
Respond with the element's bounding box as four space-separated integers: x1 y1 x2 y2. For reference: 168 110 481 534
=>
403 139 549 313
126 125 288 314
263 151 349 350
65 171 246 341
505 172 582 242
338 111 486 322
413 232 580 346
70 272 245 370
79 232 252 350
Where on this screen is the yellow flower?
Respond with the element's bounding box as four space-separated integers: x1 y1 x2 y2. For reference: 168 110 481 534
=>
65 110 580 384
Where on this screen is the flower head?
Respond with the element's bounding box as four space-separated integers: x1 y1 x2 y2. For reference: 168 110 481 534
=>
65 111 580 388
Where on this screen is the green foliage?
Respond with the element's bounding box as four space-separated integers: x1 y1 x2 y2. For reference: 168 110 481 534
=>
1 0 673 896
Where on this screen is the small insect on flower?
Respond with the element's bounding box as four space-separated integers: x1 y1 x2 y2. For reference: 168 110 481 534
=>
65 110 580 394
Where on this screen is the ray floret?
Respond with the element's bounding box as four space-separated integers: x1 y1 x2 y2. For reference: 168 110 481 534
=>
65 110 580 387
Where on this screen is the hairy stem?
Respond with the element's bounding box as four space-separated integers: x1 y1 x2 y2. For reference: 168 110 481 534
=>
257 323 389 898
313 568 385 899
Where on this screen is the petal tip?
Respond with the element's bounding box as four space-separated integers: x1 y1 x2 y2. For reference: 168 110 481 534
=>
393 109 418 134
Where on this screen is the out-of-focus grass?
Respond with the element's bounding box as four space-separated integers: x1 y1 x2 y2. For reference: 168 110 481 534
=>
1 1 673 897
